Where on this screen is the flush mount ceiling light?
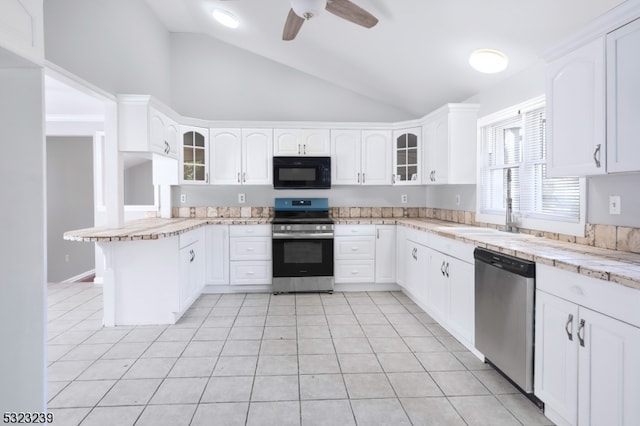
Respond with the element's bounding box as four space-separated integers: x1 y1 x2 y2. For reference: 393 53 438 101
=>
291 0 327 20
212 8 239 29
469 49 509 74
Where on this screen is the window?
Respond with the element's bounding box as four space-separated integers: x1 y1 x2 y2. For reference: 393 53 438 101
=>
477 96 585 235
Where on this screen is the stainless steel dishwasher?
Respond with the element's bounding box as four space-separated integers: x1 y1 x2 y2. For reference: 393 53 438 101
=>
474 247 540 404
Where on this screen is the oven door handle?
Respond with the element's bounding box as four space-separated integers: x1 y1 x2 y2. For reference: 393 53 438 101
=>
272 233 334 240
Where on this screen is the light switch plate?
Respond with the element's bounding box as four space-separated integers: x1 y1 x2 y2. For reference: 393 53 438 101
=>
609 195 621 215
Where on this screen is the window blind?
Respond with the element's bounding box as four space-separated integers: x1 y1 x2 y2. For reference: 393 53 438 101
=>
479 105 581 223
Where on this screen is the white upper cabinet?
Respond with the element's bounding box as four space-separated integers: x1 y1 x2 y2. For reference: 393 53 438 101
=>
274 129 330 156
210 128 273 185
392 127 421 185
607 17 640 173
180 125 209 184
0 0 44 64
119 95 178 158
423 104 479 184
546 38 606 177
331 129 391 185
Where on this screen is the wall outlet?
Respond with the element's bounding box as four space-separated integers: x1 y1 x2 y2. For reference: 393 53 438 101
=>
180 194 187 204
401 194 408 204
455 194 461 206
238 193 246 204
609 195 621 215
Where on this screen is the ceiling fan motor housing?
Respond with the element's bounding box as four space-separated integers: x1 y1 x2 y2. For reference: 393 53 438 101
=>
291 0 327 19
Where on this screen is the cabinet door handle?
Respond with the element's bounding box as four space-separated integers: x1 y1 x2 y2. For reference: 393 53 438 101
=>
441 261 446 276
243 172 247 183
565 313 574 341
362 173 365 184
237 172 241 183
377 229 380 239
392 174 396 184
190 249 195 262
298 144 301 155
205 172 209 183
303 144 307 155
593 144 601 168
357 172 361 183
577 319 586 347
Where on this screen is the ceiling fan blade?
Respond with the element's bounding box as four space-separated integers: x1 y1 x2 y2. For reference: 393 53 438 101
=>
326 0 378 28
283 8 305 40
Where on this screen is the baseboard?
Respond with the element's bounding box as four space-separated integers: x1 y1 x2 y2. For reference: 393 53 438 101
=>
60 269 96 284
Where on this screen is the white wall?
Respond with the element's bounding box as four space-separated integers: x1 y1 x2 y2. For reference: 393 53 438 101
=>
170 33 415 122
44 0 172 104
47 136 95 282
0 65 46 411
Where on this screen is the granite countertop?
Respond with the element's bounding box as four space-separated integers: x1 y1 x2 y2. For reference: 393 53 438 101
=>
63 217 272 242
65 217 640 290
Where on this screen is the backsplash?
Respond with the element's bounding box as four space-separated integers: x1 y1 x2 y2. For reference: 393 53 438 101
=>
171 206 640 255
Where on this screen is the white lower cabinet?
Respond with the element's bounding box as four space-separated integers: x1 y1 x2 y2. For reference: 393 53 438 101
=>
404 239 429 302
535 265 640 426
229 225 272 285
375 225 396 283
205 225 229 285
334 225 376 283
179 229 205 314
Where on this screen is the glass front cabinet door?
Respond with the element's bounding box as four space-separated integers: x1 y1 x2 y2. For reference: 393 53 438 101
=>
180 126 209 184
392 127 421 184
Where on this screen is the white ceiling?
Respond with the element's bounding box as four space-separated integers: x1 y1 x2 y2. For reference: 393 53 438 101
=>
144 0 625 117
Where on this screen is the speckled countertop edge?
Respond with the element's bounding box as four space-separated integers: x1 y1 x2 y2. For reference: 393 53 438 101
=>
65 217 640 290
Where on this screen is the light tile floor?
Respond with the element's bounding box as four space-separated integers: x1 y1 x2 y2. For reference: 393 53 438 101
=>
46 282 553 425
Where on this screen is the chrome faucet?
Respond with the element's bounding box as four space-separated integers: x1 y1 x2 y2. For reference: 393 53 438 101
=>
505 168 517 233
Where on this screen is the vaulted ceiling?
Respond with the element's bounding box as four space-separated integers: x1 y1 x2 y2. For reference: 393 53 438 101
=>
144 0 625 116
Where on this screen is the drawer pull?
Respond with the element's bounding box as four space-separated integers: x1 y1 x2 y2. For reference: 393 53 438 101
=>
350 270 359 275
351 247 359 251
246 247 255 251
565 313 574 341
577 319 586 347
246 271 255 276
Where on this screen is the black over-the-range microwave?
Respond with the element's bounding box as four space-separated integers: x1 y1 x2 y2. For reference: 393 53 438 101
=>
273 156 331 189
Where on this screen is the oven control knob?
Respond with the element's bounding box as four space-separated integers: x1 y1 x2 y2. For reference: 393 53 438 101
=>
280 225 285 231
287 225 291 230
316 225 320 230
322 226 327 230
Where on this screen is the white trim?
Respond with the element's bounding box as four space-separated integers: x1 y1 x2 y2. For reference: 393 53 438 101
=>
59 269 96 284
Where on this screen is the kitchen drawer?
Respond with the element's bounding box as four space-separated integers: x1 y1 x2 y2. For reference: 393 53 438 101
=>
335 260 375 283
179 227 204 249
537 264 640 328
428 234 474 263
335 236 375 259
334 224 376 236
229 237 271 261
230 261 272 285
229 224 271 237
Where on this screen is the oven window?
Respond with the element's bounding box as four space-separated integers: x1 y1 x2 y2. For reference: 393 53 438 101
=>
284 241 323 264
279 167 316 181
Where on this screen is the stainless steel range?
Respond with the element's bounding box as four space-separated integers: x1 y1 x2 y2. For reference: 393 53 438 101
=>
272 198 334 293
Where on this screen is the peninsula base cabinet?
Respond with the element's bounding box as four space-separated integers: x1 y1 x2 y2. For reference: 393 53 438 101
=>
179 229 205 314
535 265 640 426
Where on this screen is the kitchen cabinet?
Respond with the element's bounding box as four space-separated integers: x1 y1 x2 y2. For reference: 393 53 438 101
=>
546 38 606 176
334 225 375 283
606 17 640 173
180 125 209 184
331 129 392 185
534 264 640 426
374 225 396 283
210 128 273 185
229 225 272 285
205 225 229 285
404 239 429 302
422 104 479 184
0 0 44 64
392 127 421 185
119 95 179 158
273 128 330 156
179 229 205 314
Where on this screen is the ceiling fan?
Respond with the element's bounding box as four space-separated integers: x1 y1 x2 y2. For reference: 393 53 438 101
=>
283 0 379 41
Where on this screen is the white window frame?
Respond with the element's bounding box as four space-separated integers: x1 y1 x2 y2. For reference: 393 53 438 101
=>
476 95 586 236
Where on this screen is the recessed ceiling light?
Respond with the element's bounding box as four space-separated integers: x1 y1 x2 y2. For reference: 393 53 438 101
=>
212 8 239 29
469 49 509 74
